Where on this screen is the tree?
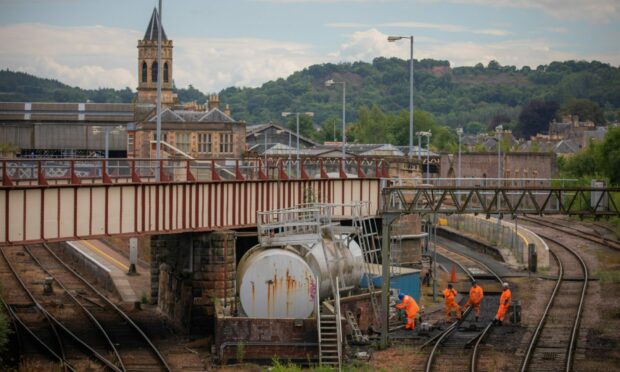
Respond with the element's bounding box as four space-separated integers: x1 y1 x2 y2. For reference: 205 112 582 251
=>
464 121 484 134
515 100 559 138
600 127 620 184
283 114 316 140
560 98 606 125
488 113 512 131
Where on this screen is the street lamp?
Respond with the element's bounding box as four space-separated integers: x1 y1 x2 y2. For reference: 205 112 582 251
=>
495 125 503 186
388 35 414 159
456 127 463 187
325 79 346 159
155 0 163 181
495 125 503 235
416 131 432 182
282 112 314 177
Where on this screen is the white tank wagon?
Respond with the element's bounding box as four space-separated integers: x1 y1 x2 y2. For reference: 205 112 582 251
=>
236 237 364 318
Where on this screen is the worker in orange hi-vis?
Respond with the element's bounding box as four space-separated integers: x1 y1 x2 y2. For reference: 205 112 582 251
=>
443 283 461 322
395 292 420 331
463 280 484 322
494 282 512 325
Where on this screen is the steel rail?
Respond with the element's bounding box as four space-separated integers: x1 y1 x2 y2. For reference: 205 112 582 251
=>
529 234 588 372
522 216 620 251
41 243 172 372
0 246 73 371
0 294 75 371
424 248 503 372
519 232 588 372
24 245 124 372
519 249 563 372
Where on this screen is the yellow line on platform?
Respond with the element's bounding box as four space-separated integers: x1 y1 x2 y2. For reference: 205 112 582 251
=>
79 240 129 271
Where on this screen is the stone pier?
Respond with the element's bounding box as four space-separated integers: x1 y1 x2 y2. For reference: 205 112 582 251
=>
150 230 237 333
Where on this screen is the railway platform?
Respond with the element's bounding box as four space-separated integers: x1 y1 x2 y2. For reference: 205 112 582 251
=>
64 239 149 304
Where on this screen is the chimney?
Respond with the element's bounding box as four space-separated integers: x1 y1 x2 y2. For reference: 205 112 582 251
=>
224 104 231 117
207 94 220 110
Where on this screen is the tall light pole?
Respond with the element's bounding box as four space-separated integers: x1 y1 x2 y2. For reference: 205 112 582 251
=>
325 79 346 159
155 0 163 181
282 112 314 177
496 125 503 235
388 35 414 159
416 131 432 182
456 127 463 187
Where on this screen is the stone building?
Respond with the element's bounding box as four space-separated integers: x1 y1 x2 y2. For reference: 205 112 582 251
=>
137 8 176 105
128 10 245 159
440 152 557 181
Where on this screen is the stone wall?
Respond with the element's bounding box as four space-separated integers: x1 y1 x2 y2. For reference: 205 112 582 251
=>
150 230 237 333
440 152 557 180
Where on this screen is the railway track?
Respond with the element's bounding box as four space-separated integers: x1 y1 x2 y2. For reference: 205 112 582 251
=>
420 245 504 372
0 244 171 371
519 233 588 372
521 216 620 251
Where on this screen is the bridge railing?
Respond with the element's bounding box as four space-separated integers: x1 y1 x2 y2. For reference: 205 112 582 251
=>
1 157 390 186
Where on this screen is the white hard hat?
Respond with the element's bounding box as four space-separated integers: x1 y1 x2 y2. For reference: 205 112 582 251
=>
503 282 509 288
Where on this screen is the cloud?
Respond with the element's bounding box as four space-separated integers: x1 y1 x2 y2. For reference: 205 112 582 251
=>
436 0 620 22
1 23 618 96
0 23 323 91
0 23 138 88
331 28 620 67
327 20 510 36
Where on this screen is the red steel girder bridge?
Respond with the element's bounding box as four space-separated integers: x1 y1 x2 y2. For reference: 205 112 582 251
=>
0 157 387 246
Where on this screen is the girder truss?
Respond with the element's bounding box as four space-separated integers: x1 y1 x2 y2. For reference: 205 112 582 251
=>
381 186 620 217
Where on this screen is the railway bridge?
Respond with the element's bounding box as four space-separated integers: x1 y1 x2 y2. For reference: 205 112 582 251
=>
0 157 386 245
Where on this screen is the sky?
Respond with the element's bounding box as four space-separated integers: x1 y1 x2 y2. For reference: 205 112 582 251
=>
0 0 618 92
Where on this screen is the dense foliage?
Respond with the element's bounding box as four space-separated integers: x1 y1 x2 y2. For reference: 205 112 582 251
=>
2 59 620 142
558 126 620 185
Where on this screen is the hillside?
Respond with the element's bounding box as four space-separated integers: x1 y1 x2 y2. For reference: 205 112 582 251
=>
2 59 619 132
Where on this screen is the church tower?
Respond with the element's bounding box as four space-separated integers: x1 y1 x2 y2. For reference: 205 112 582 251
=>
137 8 175 104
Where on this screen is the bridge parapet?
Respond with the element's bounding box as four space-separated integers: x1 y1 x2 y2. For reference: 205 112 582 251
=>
1 157 389 186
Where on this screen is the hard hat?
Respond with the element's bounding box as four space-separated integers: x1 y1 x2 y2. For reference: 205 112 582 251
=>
398 293 404 300
503 282 509 288
448 283 453 289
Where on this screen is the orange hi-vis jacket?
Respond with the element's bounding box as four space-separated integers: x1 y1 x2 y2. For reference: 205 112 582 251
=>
396 294 420 318
500 288 512 307
443 288 458 306
469 285 484 304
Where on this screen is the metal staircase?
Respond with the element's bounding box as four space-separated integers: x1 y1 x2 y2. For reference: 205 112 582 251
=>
351 202 382 328
317 286 343 369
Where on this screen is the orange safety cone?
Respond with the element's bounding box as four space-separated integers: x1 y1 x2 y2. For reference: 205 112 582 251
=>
450 264 457 284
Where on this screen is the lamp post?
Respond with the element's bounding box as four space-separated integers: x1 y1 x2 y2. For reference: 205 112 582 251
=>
387 35 414 160
155 0 163 181
456 127 463 187
282 112 314 177
416 131 432 182
325 79 346 159
496 125 503 237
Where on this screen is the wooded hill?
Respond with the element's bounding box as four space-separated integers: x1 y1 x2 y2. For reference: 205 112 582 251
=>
2 59 619 135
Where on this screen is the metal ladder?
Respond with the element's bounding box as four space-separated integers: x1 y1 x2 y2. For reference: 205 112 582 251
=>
317 278 343 369
351 202 382 328
346 310 369 344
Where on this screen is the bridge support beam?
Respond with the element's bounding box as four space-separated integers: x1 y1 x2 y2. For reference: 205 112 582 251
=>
150 230 236 333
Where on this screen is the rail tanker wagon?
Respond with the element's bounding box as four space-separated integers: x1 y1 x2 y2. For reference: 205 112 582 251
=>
236 237 364 318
